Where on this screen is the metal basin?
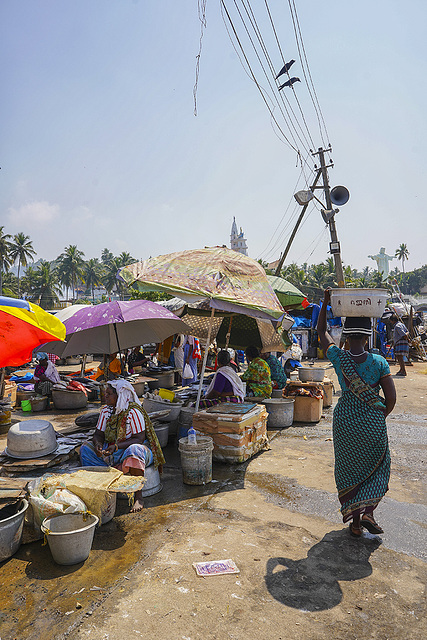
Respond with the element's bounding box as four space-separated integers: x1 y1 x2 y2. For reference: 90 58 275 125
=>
298 367 325 383
6 420 57 459
0 499 29 562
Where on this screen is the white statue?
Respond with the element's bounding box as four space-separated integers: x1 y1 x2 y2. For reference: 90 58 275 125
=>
368 247 394 278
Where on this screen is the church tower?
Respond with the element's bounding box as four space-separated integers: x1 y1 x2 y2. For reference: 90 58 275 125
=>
230 217 248 256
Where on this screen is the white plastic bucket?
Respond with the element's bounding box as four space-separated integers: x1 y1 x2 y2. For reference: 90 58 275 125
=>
178 436 214 485
262 398 295 428
41 513 99 565
0 499 29 562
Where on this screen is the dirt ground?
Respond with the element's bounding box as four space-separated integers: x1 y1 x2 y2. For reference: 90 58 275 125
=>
0 361 426 640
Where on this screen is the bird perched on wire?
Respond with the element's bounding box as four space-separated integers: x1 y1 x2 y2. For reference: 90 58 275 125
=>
276 59 295 79
278 77 301 90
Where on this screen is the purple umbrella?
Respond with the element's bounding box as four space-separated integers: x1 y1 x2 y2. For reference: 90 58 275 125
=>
43 299 190 357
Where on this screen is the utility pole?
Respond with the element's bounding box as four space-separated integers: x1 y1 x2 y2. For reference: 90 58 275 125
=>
314 147 345 288
275 146 346 288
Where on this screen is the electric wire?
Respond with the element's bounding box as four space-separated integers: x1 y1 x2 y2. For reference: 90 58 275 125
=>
220 0 300 154
295 224 329 264
257 165 305 261
193 0 208 116
258 154 316 262
288 0 330 147
240 0 315 154
263 0 317 150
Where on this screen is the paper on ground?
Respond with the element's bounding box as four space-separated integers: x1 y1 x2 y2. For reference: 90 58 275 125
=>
193 559 240 576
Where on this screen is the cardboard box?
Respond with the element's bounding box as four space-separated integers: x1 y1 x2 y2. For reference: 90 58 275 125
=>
2 382 17 408
284 381 324 422
193 404 268 463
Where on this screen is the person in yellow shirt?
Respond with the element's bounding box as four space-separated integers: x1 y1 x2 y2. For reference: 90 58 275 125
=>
95 353 123 381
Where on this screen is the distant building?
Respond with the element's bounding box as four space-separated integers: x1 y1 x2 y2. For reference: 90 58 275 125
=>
230 217 248 256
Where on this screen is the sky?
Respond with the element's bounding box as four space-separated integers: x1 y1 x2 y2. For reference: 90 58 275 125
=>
1 0 426 274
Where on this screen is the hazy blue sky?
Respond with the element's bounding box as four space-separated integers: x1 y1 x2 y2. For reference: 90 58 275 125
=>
1 1 426 272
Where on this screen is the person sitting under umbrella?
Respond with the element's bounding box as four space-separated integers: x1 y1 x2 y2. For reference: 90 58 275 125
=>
127 346 149 373
262 351 287 389
79 379 165 512
198 350 245 409
242 345 272 398
94 353 123 381
34 352 62 397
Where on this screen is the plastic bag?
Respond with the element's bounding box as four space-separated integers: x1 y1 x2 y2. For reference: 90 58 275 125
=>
28 477 87 530
183 363 193 379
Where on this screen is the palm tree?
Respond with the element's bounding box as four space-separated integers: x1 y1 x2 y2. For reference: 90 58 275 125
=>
30 261 62 309
103 257 126 299
117 251 135 267
395 244 409 272
0 226 12 295
84 258 104 302
9 232 37 296
20 265 39 299
57 245 85 301
101 248 114 266
1 271 19 297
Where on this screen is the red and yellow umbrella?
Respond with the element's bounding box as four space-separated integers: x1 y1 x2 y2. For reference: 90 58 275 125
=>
0 300 66 367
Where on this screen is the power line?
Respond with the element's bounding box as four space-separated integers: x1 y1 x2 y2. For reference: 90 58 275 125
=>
288 0 330 147
220 0 300 154
240 0 316 153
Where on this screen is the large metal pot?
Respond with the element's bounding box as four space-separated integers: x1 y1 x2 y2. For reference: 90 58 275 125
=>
298 367 325 383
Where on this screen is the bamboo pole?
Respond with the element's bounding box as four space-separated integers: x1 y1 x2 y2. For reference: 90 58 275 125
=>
195 308 215 413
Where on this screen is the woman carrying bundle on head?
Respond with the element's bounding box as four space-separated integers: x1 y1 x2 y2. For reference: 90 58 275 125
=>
317 289 396 538
198 349 245 409
79 379 165 512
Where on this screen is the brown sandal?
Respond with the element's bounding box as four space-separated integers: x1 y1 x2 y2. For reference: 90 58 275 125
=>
361 515 383 534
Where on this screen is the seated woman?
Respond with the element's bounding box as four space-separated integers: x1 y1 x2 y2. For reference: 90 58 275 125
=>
34 352 62 397
95 353 122 381
242 346 272 398
263 351 287 389
198 350 245 409
79 379 165 512
127 347 149 373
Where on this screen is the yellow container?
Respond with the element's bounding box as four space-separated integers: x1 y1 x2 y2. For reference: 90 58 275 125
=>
158 388 175 401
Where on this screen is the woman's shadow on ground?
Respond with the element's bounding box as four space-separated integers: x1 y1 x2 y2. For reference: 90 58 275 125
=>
265 529 381 611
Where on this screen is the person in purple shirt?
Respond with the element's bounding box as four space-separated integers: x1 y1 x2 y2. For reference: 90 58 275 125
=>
197 350 245 409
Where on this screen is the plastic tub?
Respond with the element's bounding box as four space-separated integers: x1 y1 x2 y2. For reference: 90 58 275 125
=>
30 396 48 412
178 436 214 485
143 397 183 422
131 380 147 397
0 499 29 562
330 288 388 318
262 398 295 428
52 389 88 410
154 423 169 447
41 513 99 565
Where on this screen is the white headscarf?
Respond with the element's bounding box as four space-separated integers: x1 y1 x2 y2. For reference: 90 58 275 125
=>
107 379 141 414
